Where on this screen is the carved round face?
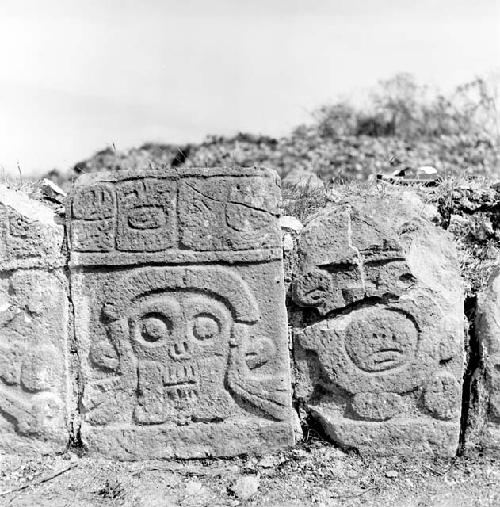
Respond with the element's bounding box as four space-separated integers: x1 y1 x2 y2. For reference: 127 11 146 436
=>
344 311 418 373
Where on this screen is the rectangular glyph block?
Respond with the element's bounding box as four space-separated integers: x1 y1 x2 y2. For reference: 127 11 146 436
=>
68 167 296 459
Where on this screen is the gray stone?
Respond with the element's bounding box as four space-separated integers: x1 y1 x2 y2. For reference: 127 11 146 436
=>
67 167 296 459
0 185 69 453
283 233 294 252
473 266 500 454
0 185 65 270
279 216 303 234
292 192 464 456
38 178 67 204
280 216 303 285
229 475 260 500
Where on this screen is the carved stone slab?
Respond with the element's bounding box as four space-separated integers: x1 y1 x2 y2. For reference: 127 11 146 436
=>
68 167 295 459
292 193 464 456
473 267 500 454
0 186 69 453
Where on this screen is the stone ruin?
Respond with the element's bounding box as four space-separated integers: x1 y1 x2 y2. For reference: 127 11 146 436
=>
0 165 499 458
0 185 68 453
291 194 464 456
67 167 296 458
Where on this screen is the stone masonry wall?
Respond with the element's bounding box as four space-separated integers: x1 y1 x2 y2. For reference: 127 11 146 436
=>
0 168 497 459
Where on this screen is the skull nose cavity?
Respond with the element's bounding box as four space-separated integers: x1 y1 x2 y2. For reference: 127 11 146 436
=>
170 340 191 358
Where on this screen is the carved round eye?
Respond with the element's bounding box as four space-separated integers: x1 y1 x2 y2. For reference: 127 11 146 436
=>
193 314 219 341
140 313 171 343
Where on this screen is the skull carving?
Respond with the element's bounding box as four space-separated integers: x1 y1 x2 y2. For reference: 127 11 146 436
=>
129 292 232 423
89 266 290 426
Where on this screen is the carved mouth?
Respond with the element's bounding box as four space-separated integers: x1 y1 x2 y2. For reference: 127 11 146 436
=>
165 385 198 401
164 380 197 387
164 364 197 386
369 348 405 369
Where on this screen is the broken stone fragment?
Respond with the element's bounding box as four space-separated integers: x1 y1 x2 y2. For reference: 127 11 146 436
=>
0 185 65 269
0 186 69 453
292 191 464 456
279 215 303 234
229 475 260 501
37 178 67 204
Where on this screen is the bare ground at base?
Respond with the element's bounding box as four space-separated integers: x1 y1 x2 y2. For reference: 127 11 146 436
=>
1 438 499 507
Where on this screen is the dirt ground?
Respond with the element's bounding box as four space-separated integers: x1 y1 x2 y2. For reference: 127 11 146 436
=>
1 435 499 507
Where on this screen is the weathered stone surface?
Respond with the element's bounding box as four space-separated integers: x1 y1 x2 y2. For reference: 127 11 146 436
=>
0 186 69 453
0 186 65 270
292 192 464 456
37 178 67 204
473 266 500 454
68 167 296 459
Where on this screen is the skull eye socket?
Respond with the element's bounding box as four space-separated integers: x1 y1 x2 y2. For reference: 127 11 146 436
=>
140 313 171 343
193 314 219 341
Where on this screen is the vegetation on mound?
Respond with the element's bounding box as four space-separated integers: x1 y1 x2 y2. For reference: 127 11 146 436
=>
44 72 499 188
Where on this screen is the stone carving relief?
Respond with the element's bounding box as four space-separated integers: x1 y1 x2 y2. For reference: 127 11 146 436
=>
69 168 295 459
69 168 281 263
178 176 280 250
292 197 464 455
0 268 68 452
81 267 289 427
0 187 68 453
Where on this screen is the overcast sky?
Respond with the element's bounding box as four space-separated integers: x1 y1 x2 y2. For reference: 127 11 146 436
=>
0 0 499 175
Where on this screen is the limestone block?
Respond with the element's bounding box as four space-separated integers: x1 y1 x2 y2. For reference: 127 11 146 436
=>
68 167 296 459
292 193 464 456
0 186 69 453
474 267 500 454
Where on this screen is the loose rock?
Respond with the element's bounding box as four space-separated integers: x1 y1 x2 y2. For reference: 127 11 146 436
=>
229 475 260 501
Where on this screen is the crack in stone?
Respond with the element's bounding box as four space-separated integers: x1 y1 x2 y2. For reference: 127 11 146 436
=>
346 208 366 293
185 181 275 216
